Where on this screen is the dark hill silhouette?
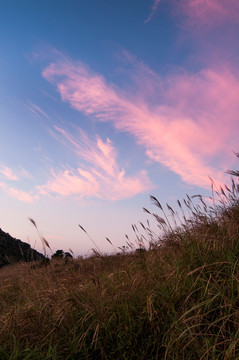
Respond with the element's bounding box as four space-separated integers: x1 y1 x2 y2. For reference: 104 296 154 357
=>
0 228 44 268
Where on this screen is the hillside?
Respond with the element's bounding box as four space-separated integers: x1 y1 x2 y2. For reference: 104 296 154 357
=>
0 165 239 359
0 228 44 268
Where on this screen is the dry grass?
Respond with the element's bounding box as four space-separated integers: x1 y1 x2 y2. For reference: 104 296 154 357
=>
1 161 239 359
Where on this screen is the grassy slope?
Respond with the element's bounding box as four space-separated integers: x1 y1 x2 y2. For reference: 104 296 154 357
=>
1 176 239 359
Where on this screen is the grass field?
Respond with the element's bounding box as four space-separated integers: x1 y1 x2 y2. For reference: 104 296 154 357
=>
1 161 239 359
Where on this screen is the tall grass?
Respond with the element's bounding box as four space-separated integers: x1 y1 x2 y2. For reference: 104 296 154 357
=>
0 161 239 359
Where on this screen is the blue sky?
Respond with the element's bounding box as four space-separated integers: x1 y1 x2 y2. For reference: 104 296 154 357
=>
1 0 239 256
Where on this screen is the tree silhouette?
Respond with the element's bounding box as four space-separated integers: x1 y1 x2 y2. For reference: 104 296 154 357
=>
52 250 73 259
52 249 64 258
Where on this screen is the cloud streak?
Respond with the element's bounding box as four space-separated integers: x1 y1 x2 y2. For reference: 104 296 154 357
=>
0 182 36 203
25 100 49 119
176 0 239 29
0 164 38 203
42 55 239 189
145 0 161 23
0 165 19 181
37 126 152 201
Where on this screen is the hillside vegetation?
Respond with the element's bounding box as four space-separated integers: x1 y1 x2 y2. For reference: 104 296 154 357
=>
0 160 239 359
0 229 44 268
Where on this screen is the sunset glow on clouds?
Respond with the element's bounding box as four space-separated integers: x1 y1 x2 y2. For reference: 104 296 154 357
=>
145 0 161 23
0 182 35 203
0 165 37 203
0 165 19 181
38 126 152 200
177 0 239 28
25 101 49 119
42 57 238 189
146 0 239 28
1 0 239 254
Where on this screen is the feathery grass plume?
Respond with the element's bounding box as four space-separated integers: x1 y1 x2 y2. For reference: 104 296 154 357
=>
227 152 239 177
150 195 163 210
131 223 147 249
1 153 239 359
126 241 133 249
150 195 173 232
166 203 178 228
78 224 87 233
227 169 239 177
153 213 166 226
118 245 128 253
42 237 51 250
167 203 175 214
29 217 52 257
91 248 102 258
140 221 145 230
232 177 236 194
106 237 112 245
78 224 102 255
134 218 158 248
29 218 37 228
106 237 117 253
124 235 136 249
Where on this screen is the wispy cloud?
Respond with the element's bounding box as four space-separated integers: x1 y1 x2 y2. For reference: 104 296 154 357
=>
0 182 37 203
37 126 152 201
0 164 33 181
42 55 239 189
25 100 49 119
18 167 33 180
176 0 239 29
145 0 161 23
0 165 19 181
0 164 37 202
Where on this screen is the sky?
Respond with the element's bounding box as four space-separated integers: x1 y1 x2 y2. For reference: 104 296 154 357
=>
0 0 239 256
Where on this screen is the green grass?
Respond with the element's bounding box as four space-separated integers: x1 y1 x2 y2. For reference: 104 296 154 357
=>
1 162 239 359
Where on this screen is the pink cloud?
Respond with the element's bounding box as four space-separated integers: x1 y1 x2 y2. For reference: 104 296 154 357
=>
176 0 239 28
18 167 33 180
0 182 37 203
145 0 161 23
0 165 33 181
37 127 152 201
52 127 118 177
42 56 239 189
25 100 49 119
0 165 19 181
